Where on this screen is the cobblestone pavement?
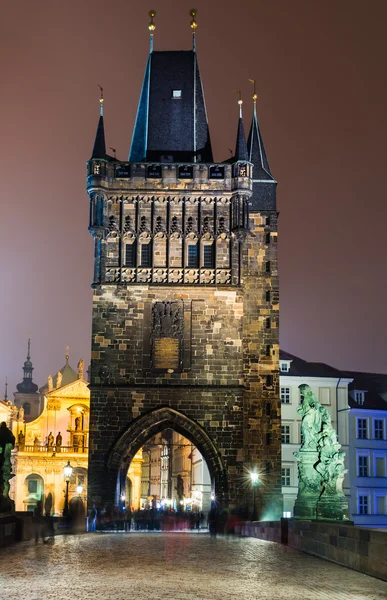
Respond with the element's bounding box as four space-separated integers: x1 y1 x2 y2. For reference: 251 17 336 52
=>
1 533 386 600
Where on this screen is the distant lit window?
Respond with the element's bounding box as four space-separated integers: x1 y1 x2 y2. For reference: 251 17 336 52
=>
281 468 291 486
374 420 384 440
281 425 290 444
358 456 368 477
281 387 290 404
357 418 367 439
358 495 368 515
355 391 365 404
283 511 291 518
172 90 182 99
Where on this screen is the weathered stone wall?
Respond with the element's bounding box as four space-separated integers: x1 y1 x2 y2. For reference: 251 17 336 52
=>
236 520 387 582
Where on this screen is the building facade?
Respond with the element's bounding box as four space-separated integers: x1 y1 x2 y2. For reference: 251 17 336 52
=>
86 28 281 517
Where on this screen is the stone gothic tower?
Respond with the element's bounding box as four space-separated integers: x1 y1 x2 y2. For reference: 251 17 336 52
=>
86 29 281 517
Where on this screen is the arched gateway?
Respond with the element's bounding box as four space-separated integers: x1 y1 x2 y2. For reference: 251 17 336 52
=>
109 407 228 502
86 27 282 518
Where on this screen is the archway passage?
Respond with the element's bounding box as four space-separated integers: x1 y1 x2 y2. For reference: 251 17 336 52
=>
108 407 228 508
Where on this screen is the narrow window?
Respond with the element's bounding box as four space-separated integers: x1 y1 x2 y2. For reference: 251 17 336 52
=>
265 318 271 329
374 420 384 440
265 432 271 445
281 387 290 404
141 243 151 267
358 495 368 515
355 391 365 404
203 245 214 268
266 261 271 273
281 468 291 486
357 418 367 439
266 345 271 357
265 402 271 416
358 456 368 477
125 243 136 267
187 244 198 268
265 290 271 302
265 232 271 244
281 425 290 444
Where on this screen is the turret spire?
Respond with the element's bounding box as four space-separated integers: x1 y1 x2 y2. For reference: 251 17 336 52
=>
247 80 274 180
148 10 156 53
4 377 8 402
234 91 248 161
16 338 38 394
91 86 107 159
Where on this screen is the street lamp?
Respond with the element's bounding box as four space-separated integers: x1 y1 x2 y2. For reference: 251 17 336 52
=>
76 484 83 496
250 469 259 521
63 460 73 517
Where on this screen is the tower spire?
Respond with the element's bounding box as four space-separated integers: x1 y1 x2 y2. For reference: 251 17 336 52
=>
4 377 8 402
91 86 107 159
247 79 274 180
234 91 248 161
190 9 198 51
27 337 31 361
148 10 156 53
16 338 38 394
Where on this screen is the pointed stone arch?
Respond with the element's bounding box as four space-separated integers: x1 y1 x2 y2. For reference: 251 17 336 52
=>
108 406 228 502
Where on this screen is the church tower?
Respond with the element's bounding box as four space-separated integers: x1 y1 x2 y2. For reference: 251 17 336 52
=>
86 12 281 517
14 339 40 422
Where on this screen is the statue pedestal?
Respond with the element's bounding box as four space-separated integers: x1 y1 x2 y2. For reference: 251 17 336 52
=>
294 450 321 520
316 496 349 522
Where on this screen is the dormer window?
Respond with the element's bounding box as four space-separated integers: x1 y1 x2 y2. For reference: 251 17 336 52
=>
172 90 182 99
280 361 291 373
354 391 365 405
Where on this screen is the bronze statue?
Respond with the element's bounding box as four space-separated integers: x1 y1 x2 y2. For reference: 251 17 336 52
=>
0 421 15 508
56 432 62 452
47 432 54 448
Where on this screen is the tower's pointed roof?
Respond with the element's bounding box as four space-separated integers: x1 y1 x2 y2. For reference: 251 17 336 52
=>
16 339 38 394
247 105 274 180
234 117 249 161
91 115 106 159
129 50 213 163
91 89 107 159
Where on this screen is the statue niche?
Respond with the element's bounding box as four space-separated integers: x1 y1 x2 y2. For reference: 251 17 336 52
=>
150 301 184 372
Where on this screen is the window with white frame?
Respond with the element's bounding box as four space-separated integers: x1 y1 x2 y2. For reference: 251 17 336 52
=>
357 418 367 439
172 90 182 99
358 495 369 515
281 425 290 444
281 467 291 486
355 391 365 405
374 419 384 440
280 387 290 404
280 362 290 372
358 455 369 477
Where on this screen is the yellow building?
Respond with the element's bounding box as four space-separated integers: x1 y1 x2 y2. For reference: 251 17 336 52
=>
9 352 143 515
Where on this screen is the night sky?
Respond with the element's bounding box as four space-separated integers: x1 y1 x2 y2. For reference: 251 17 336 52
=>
1 0 387 395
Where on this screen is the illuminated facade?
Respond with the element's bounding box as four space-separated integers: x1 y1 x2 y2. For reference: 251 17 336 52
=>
87 21 281 517
9 353 143 514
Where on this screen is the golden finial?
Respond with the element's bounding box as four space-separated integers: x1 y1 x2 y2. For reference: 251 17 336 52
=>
148 10 156 32
249 79 258 107
236 90 243 117
98 84 104 116
65 345 70 362
190 9 198 31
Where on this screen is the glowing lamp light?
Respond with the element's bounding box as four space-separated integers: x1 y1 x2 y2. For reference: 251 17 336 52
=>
210 493 215 501
120 493 126 502
250 470 259 487
63 460 73 481
76 484 83 495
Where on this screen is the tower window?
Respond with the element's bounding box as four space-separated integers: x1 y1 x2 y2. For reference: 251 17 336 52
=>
265 232 271 244
187 244 198 268
203 245 214 268
265 290 271 302
125 243 136 267
140 243 151 267
266 261 271 273
23 402 31 416
172 90 182 99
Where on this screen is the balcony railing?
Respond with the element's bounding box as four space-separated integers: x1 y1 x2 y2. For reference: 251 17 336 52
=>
16 445 88 454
